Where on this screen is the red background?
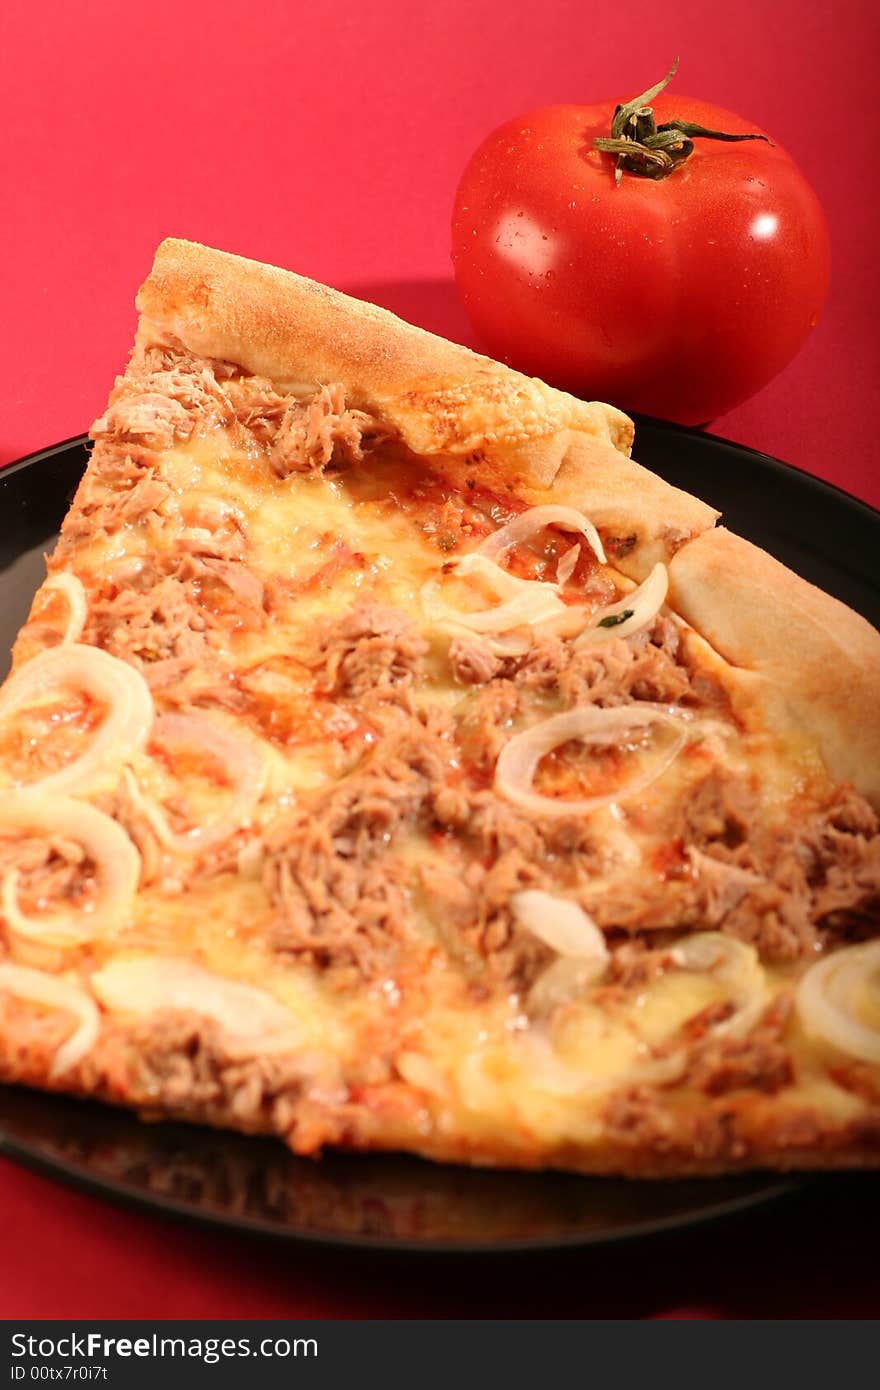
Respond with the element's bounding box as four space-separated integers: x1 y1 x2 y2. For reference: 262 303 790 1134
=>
1 0 878 1320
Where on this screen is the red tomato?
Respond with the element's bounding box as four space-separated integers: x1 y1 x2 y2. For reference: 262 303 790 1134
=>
451 91 830 424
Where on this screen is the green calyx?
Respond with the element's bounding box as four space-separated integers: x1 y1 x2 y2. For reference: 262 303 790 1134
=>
593 57 772 184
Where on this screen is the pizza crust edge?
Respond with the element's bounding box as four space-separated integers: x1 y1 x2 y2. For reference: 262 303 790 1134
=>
669 527 880 805
1 238 878 1179
135 237 719 573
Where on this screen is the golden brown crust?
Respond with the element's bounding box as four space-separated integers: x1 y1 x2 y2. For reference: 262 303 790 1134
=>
135 238 718 569
3 1037 877 1179
136 239 631 466
669 527 880 805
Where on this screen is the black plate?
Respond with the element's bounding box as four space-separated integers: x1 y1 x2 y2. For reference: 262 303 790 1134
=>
0 425 876 1253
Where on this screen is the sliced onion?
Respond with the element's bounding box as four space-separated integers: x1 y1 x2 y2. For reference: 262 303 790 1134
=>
511 890 608 965
510 1033 688 1098
0 644 154 795
512 891 610 1016
41 574 88 644
477 505 606 568
0 792 141 946
575 563 669 647
556 543 580 586
444 623 559 661
670 931 767 1040
0 962 100 1076
495 704 689 817
523 932 765 1095
507 931 767 1101
526 956 611 1017
123 713 267 854
91 954 302 1059
395 1048 447 1097
484 630 534 657
457 1030 685 1105
455 552 534 599
437 553 568 633
796 941 880 1064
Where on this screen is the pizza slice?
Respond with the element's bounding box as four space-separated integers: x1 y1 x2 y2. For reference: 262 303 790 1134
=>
0 238 878 1176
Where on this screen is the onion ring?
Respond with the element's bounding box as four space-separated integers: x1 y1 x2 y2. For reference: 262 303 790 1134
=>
477 504 606 568
0 791 141 946
0 962 100 1076
124 713 267 853
496 703 689 817
511 890 608 964
41 573 88 644
0 644 154 795
91 954 302 1059
796 941 880 1064
575 563 669 647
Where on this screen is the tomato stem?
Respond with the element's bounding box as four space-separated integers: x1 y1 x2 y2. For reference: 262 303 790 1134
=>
594 57 773 184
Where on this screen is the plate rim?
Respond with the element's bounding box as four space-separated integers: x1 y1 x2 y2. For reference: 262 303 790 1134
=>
630 413 880 523
0 1096 801 1256
0 432 91 478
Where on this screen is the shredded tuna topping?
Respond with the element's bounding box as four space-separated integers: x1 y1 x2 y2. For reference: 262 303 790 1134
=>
686 995 796 1097
312 603 428 707
123 1014 350 1154
689 783 880 960
71 346 382 564
57 463 172 551
252 598 880 991
232 374 380 476
268 383 377 477
263 708 458 984
81 525 266 701
448 632 504 686
22 331 879 1080
0 831 95 915
91 345 235 447
515 623 695 708
419 847 554 991
85 576 218 693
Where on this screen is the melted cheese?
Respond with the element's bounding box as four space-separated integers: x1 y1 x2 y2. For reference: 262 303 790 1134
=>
2 410 869 1167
